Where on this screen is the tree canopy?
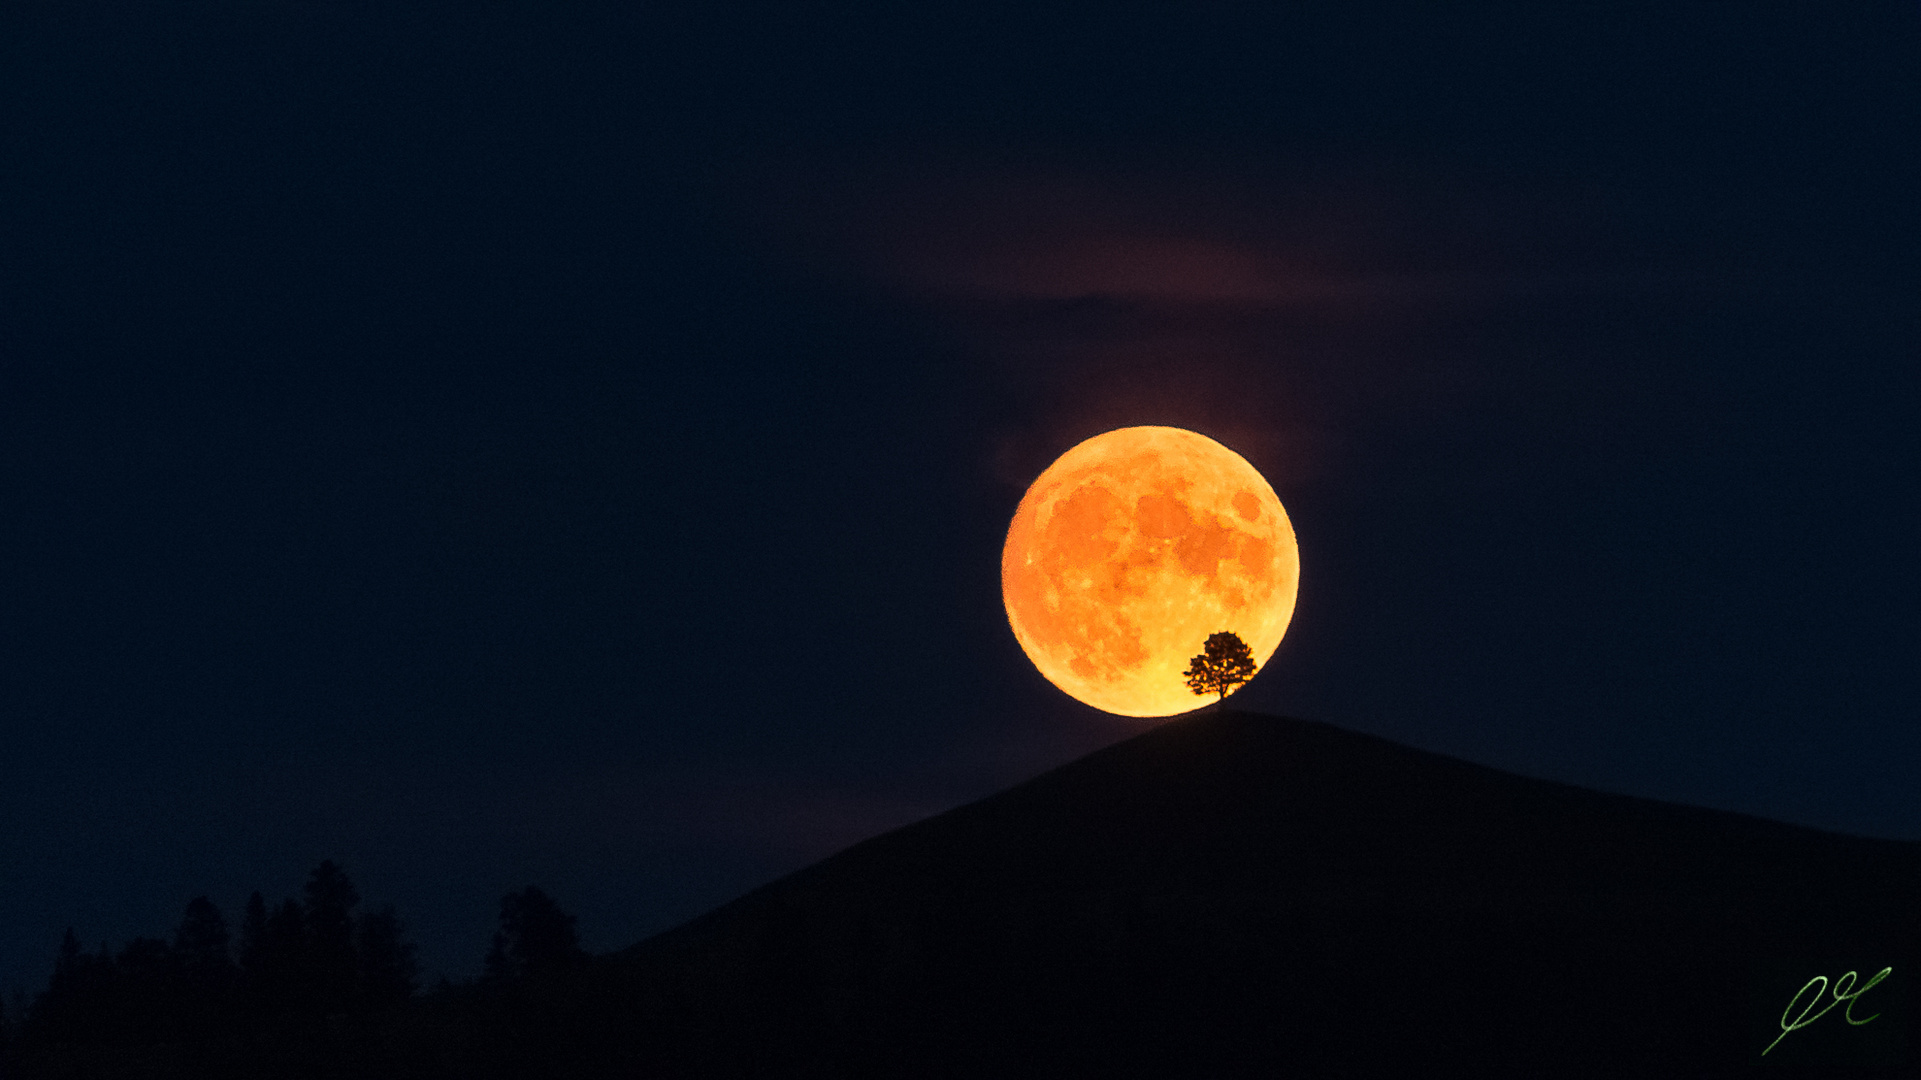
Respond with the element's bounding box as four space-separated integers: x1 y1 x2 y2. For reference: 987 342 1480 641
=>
1183 631 1257 709
484 886 585 982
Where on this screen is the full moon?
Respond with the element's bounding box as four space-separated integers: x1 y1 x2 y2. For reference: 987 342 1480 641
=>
1001 426 1300 717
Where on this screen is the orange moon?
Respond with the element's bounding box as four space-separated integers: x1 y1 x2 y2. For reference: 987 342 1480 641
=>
1001 426 1300 717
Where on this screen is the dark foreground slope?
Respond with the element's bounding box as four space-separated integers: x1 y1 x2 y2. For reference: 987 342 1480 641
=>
459 712 1921 1079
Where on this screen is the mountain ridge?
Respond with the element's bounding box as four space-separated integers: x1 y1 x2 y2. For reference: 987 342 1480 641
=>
546 711 1918 1078
632 712 1915 950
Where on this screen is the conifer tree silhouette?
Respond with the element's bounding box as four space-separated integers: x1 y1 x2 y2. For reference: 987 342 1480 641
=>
303 861 361 1013
174 896 235 1040
174 896 234 987
36 929 101 1046
250 897 309 1015
355 906 419 1007
1183 631 1258 711
41 932 75 1042
238 891 269 972
109 936 179 1046
54 927 83 982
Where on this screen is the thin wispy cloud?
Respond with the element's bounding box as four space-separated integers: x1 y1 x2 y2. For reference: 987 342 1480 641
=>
742 157 1766 491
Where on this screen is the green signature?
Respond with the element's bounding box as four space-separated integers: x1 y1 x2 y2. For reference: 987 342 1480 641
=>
1763 966 1893 1056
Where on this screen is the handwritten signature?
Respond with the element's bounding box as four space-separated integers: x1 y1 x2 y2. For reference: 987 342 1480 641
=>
1763 966 1892 1056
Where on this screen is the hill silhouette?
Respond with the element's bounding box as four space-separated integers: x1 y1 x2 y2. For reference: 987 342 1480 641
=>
21 712 1907 1078
507 711 1919 1078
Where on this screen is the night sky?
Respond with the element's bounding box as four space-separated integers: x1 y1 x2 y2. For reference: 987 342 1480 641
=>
3 2 1917 995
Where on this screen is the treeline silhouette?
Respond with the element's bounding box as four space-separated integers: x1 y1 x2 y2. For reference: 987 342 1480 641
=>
0 862 588 1079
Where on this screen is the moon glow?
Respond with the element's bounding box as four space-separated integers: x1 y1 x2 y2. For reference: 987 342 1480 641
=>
1001 426 1300 717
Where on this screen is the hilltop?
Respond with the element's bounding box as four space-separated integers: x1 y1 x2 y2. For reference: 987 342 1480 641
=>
465 710 1919 1078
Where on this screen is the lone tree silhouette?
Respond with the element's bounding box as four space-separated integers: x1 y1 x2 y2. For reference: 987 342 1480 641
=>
1184 631 1257 712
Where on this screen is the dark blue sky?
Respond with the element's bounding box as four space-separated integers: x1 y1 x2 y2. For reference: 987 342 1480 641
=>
3 2 1917 993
